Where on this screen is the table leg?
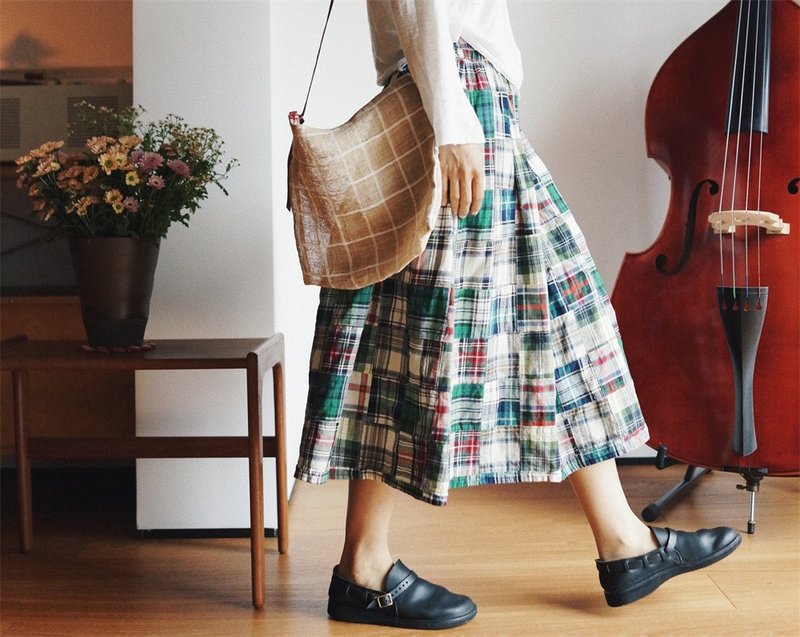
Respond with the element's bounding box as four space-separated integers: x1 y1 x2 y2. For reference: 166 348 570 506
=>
272 360 289 555
246 354 265 610
13 370 33 553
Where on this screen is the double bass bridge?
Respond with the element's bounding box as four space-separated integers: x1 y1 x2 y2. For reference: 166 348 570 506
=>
708 209 791 235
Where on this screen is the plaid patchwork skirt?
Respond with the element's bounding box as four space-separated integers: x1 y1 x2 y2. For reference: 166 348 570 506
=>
295 40 649 506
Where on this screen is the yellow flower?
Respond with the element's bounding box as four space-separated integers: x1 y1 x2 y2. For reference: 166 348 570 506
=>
113 151 129 170
98 153 115 175
104 189 123 204
125 171 140 186
98 149 131 174
112 201 125 214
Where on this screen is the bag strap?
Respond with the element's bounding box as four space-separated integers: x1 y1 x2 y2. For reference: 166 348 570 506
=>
296 0 335 124
287 0 334 212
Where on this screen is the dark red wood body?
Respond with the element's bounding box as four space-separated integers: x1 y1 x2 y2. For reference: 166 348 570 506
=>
612 1 799 475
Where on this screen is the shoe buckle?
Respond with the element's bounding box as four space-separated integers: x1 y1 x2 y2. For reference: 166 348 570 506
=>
375 593 393 608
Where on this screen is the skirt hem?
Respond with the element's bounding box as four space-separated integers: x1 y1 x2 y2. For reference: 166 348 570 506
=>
294 424 650 507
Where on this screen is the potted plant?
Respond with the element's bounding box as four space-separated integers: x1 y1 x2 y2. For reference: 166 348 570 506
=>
15 103 237 348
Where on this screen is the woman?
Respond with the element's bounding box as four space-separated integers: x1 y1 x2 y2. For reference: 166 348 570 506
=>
295 0 741 630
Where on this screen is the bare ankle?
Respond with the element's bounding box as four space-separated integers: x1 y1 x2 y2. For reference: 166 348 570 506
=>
338 552 394 591
598 525 659 562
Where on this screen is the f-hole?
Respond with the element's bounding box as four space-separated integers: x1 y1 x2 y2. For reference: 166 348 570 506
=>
656 179 719 275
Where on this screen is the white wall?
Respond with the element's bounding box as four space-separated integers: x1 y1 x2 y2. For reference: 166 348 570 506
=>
133 0 275 529
510 0 726 283
135 0 727 529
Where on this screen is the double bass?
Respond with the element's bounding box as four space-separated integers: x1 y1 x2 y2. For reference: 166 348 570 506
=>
612 0 799 532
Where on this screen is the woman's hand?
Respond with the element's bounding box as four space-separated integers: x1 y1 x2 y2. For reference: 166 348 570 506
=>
438 143 484 218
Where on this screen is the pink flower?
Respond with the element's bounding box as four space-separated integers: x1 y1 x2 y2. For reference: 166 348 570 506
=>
146 175 165 190
122 196 139 212
130 150 144 164
167 159 190 178
137 152 164 172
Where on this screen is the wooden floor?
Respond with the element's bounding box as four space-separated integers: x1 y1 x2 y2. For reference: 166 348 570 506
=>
1 464 798 636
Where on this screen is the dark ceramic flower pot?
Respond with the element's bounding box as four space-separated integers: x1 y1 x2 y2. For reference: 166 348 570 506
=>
68 236 160 347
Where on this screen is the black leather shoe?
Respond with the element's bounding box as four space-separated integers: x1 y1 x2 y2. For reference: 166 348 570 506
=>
327 560 477 630
596 526 741 607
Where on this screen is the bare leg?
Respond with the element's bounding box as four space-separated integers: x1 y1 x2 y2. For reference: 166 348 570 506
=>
568 459 659 561
337 479 396 591
327 480 478 628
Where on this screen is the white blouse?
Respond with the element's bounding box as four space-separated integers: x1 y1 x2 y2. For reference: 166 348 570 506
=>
367 0 523 147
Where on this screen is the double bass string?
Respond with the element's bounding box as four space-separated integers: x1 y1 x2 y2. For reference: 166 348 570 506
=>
756 1 771 304
743 0 769 305
719 0 770 305
728 0 755 301
743 0 766 301
745 2 769 309
718 0 746 298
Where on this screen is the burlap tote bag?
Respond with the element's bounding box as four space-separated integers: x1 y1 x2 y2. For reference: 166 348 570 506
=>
287 71 441 290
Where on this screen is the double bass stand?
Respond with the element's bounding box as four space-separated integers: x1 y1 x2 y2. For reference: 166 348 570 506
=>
641 448 710 524
729 465 767 535
643 446 767 535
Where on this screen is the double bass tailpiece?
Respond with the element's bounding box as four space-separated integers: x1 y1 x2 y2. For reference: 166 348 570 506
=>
717 286 768 458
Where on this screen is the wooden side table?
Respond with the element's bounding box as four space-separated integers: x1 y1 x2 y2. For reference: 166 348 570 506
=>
0 335 288 610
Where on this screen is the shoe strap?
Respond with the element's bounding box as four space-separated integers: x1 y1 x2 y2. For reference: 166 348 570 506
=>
366 570 418 610
665 528 678 552
597 528 679 573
